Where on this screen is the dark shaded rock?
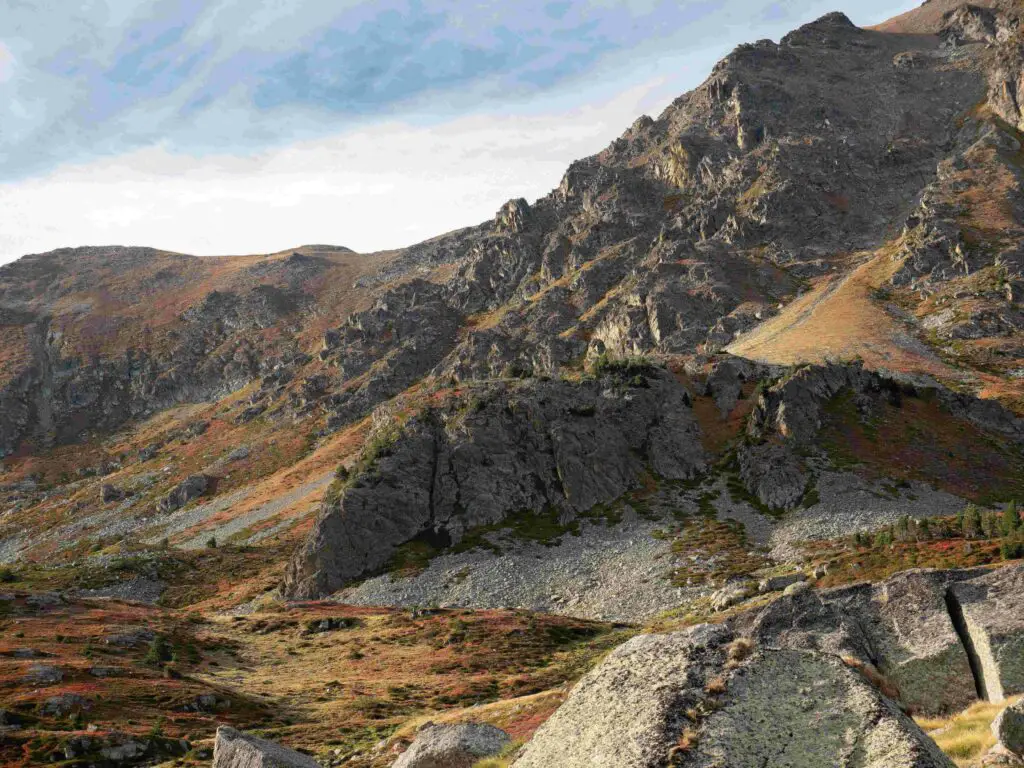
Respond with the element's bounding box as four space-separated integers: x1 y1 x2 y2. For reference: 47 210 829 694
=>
159 474 211 513
101 483 125 502
24 664 63 685
41 693 90 716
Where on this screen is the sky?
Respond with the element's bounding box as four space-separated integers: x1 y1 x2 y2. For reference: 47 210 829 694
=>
0 0 920 264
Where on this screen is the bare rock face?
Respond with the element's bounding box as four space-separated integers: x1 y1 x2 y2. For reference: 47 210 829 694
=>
739 564 1024 715
283 367 704 598
948 564 1024 702
392 722 511 768
213 726 319 768
512 623 953 768
738 362 1024 510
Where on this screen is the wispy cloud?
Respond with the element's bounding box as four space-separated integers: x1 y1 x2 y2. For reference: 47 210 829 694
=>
1 0 917 181
0 0 920 261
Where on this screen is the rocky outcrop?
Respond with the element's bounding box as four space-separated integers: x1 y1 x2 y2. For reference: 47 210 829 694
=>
513 623 954 768
393 723 511 768
283 367 704 598
738 361 1024 509
213 726 318 768
737 564 1024 715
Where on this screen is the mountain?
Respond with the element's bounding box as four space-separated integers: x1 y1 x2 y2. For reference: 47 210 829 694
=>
2 2 1024 767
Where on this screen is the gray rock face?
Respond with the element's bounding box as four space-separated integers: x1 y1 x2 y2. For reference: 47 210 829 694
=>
513 623 953 768
949 564 1024 702
283 368 704 598
738 564 1024 715
994 701 1024 757
392 723 511 768
213 726 319 768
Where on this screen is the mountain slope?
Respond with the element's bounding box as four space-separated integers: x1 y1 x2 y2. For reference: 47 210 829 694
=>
0 0 1020 623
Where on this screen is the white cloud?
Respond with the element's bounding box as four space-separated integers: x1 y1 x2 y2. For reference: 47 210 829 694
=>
0 77 668 261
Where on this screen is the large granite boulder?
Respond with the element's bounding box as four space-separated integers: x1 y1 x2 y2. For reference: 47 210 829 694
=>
392 722 511 768
739 565 1024 715
512 623 953 768
213 726 318 768
949 565 1024 702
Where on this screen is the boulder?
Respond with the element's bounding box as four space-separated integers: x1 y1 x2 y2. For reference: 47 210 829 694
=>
993 700 1024 757
512 623 953 768
393 722 511 768
758 573 804 593
41 693 90 716
741 566 1024 715
24 664 63 685
711 583 753 612
159 474 211 513
213 726 319 768
100 483 125 502
948 564 1024 701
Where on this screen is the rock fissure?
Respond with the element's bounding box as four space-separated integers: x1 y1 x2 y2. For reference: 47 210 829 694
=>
943 587 1002 703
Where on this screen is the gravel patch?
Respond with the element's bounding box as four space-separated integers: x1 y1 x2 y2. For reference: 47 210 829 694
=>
178 473 332 550
339 515 693 624
74 577 166 605
768 472 964 560
142 487 252 545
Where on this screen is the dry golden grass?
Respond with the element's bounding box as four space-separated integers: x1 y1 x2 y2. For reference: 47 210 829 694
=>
916 696 1022 767
869 0 993 34
727 249 958 381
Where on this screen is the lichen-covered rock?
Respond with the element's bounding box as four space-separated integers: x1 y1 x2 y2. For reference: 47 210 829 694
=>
213 726 318 768
284 368 705 598
949 565 1024 701
512 623 953 768
993 700 1024 757
393 722 511 768
740 565 1024 715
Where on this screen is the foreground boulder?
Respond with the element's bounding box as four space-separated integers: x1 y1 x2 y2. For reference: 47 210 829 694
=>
213 726 318 768
741 564 1024 715
284 368 704 598
393 722 511 768
513 623 953 768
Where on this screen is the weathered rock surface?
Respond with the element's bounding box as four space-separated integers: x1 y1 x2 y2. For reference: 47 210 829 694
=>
513 623 954 768
284 367 704 598
993 700 1024 757
213 726 319 768
392 722 511 768
738 564 1024 715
